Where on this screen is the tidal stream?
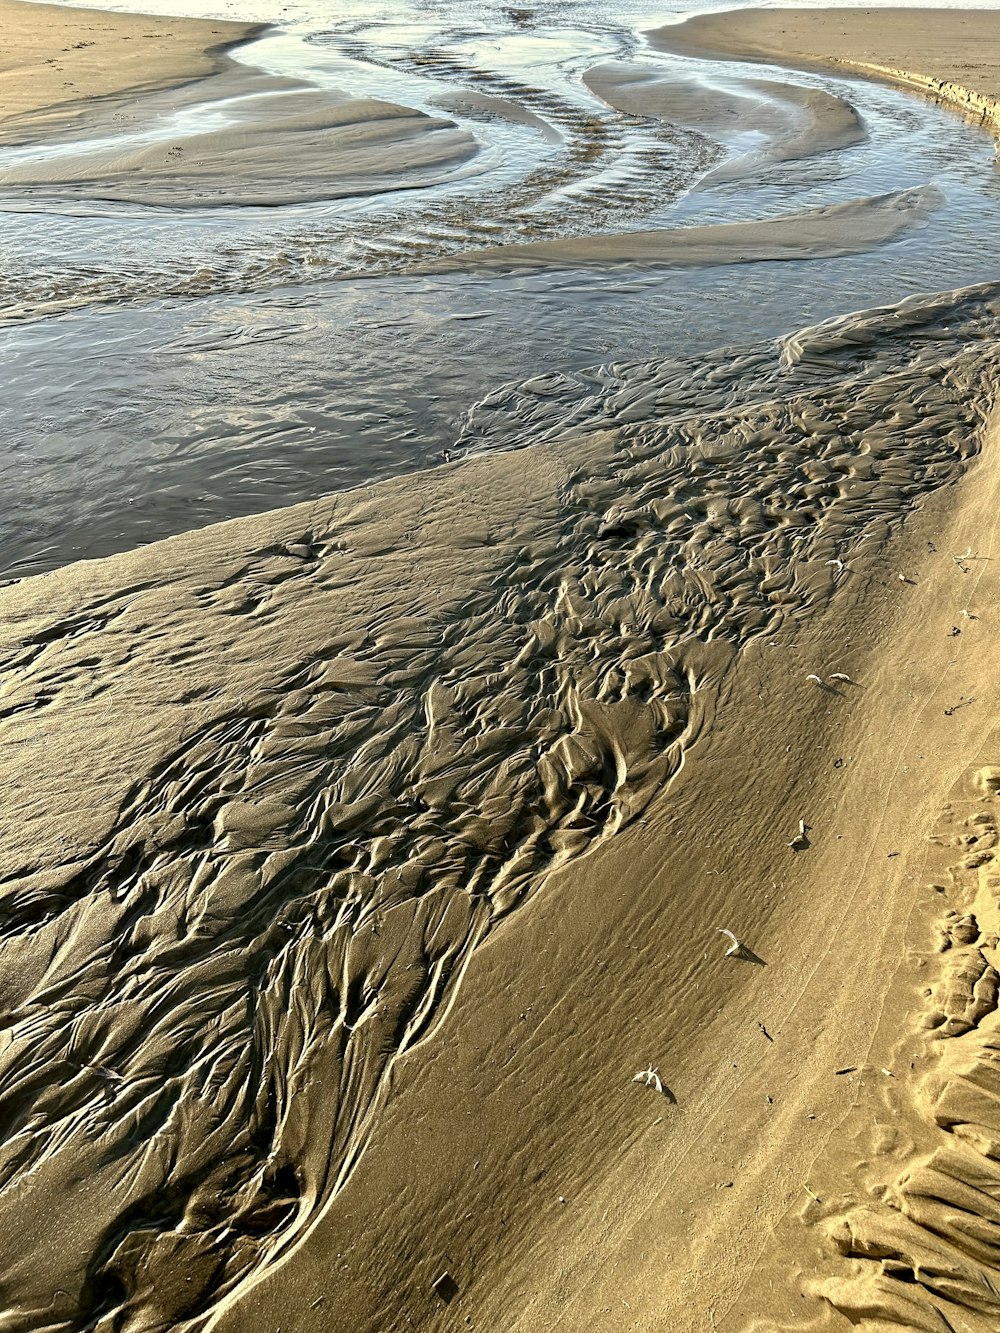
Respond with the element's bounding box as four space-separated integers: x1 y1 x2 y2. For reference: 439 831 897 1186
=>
2 0 998 580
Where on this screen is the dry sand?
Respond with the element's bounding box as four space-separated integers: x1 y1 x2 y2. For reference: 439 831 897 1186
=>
3 282 1000 1333
650 7 1000 143
3 6 1000 1333
0 0 260 138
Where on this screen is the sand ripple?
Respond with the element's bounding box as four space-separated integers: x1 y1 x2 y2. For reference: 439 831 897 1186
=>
0 283 998 1328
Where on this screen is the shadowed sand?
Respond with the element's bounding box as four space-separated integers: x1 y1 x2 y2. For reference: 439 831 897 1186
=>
0 11 481 209
4 5 1000 1333
1 280 999 1331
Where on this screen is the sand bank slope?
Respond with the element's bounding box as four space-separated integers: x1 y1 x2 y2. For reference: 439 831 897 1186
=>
651 7 1000 144
0 5 480 208
0 0 260 139
417 184 941 273
0 281 998 1331
585 62 865 184
0 77 481 207
211 289 1000 1333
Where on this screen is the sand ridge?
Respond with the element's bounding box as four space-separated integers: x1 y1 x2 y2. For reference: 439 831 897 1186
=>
0 74 482 208
585 62 866 185
2 3 1000 1331
416 184 942 274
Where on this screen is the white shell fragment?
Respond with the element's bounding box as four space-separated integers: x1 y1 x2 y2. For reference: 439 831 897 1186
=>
717 927 744 957
788 819 809 850
632 1065 664 1094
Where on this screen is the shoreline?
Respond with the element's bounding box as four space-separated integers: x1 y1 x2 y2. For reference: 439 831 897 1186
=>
2 278 999 1333
0 1 481 211
416 185 942 274
649 7 1000 145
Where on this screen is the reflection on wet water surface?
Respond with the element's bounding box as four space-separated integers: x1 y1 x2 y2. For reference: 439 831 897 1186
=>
2 0 999 580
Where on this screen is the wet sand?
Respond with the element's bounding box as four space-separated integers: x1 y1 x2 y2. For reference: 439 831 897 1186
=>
0 77 481 206
586 60 867 184
0 3 480 207
419 185 942 273
3 6 1000 1333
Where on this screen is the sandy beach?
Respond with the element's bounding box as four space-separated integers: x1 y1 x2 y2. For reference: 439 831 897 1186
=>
418 185 943 273
2 4 1000 1333
650 7 1000 141
0 0 260 137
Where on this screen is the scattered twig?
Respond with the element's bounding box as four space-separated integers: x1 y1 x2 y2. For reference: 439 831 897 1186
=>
952 546 991 574
758 1022 774 1042
944 696 976 716
84 1062 123 1083
432 1272 459 1304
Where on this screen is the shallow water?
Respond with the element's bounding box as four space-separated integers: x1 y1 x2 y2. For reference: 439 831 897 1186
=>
1 0 999 579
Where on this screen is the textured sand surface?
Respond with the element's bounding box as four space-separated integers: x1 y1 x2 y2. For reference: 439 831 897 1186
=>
0 8 480 208
0 75 481 206
585 62 866 184
650 7 1000 143
2 280 999 1331
4 5 1000 1333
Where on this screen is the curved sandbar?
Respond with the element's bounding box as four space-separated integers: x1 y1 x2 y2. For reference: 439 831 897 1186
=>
0 79 481 208
0 3 480 209
415 184 942 274
585 62 866 184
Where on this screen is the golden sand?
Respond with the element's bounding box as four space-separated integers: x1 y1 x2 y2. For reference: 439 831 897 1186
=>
650 7 1000 143
2 6 1000 1333
0 0 259 137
